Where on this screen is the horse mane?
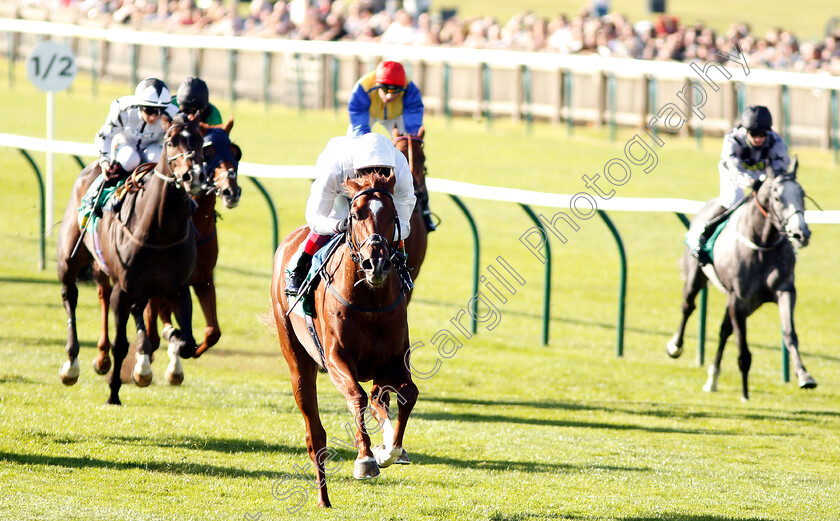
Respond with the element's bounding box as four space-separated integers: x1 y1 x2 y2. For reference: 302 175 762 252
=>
345 172 396 197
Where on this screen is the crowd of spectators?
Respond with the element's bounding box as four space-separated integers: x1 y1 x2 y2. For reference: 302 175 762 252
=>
20 0 840 75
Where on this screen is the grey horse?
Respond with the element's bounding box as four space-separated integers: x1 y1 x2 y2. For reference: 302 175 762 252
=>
666 160 816 400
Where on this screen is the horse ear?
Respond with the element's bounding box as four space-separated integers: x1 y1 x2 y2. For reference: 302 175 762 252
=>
231 143 242 162
222 116 234 135
391 125 400 139
345 176 365 196
789 156 798 176
417 126 425 139
197 121 211 137
384 171 397 192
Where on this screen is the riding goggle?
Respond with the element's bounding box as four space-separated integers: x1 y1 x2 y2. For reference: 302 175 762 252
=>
748 130 767 138
378 84 404 94
181 104 201 116
141 106 162 116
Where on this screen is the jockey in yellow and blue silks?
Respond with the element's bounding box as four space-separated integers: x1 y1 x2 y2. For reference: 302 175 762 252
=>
347 60 424 137
347 60 436 232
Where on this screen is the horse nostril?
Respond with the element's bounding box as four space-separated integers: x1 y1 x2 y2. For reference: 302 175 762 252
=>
361 258 375 272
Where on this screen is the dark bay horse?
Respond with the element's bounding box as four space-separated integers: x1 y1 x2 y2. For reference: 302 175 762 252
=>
392 126 429 300
270 173 418 508
56 115 205 404
145 126 242 384
667 161 815 400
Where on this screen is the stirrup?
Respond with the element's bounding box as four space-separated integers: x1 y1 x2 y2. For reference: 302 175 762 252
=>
423 211 437 232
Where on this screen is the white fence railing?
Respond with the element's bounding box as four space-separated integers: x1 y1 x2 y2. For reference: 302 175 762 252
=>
3 133 838 223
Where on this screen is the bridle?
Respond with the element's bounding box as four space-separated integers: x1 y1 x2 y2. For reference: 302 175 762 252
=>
759 174 805 237
154 126 204 188
346 187 402 266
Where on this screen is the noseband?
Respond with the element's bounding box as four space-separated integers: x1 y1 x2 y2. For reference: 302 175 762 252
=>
766 174 805 237
155 130 203 187
346 187 401 265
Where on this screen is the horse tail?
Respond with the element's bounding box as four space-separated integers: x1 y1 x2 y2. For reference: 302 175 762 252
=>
258 308 277 334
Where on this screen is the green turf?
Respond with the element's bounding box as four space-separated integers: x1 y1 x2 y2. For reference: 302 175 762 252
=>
1 64 840 520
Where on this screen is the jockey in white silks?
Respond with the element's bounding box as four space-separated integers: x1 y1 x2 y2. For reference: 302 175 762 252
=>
285 132 416 296
690 105 791 265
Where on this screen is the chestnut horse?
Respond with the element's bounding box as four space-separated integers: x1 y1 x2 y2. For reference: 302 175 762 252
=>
56 115 205 404
270 173 418 508
145 126 242 384
392 126 429 300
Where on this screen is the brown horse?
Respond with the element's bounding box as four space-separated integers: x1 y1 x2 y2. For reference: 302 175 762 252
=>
270 173 418 508
56 115 206 405
392 126 429 299
145 126 242 384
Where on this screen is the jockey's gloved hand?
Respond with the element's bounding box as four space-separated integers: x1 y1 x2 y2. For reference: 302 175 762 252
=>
752 173 767 190
334 217 349 234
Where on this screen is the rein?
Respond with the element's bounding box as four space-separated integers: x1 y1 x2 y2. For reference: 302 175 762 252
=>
743 174 803 250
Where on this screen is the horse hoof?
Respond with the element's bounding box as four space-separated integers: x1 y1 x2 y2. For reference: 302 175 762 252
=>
394 447 411 465
107 396 122 406
666 341 683 358
353 457 380 479
799 376 817 389
59 360 80 386
373 445 402 468
92 355 111 375
132 369 153 387
702 382 717 393
165 371 184 386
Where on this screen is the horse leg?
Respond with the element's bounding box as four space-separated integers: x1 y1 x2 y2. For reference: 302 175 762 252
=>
107 288 132 405
92 274 113 375
163 283 197 384
191 279 221 357
704 305 734 393
667 251 707 358
728 297 752 401
777 287 817 389
326 351 379 480
58 266 82 386
369 359 418 467
144 298 162 355
130 302 153 387
273 303 331 508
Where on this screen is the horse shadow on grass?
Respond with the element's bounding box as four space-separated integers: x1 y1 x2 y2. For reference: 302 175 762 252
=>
416 395 840 433
327 447 649 476
0 449 290 480
28 430 301 456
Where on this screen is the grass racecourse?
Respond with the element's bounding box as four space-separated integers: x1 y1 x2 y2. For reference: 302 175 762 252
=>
2 59 840 521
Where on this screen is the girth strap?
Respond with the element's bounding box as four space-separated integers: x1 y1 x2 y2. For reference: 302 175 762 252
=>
304 313 328 373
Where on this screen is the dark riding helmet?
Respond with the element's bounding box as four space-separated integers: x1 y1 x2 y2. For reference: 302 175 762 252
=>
176 77 210 110
740 105 773 133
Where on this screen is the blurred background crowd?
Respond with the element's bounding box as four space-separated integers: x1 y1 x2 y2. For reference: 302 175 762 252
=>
14 0 840 75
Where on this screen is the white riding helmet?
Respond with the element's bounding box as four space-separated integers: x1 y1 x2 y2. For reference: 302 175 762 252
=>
134 77 171 108
351 133 396 170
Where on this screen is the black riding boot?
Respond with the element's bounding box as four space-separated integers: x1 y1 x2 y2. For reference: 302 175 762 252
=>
691 205 728 266
285 246 313 297
417 188 436 232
